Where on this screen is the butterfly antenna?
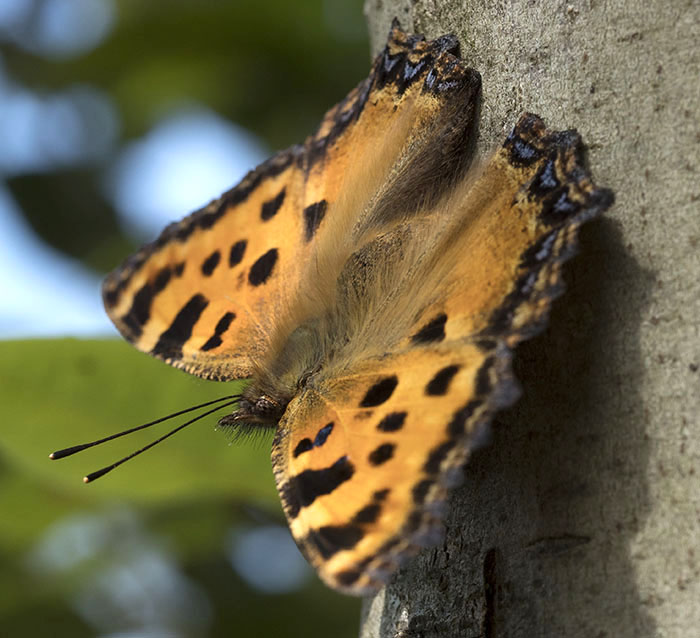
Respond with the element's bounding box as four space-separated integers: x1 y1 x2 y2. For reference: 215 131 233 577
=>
49 395 240 460
82 399 239 483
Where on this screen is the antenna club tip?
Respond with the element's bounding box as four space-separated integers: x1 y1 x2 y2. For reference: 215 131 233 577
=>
49 453 56 460
83 476 90 484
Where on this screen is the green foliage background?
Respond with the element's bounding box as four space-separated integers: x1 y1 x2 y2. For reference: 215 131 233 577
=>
1 1 369 635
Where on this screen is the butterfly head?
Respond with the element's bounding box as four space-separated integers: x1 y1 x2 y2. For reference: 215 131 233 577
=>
217 392 286 429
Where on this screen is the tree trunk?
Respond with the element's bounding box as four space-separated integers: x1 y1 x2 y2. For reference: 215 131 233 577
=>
360 1 699 636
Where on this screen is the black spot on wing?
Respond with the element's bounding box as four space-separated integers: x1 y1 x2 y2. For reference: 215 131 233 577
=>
200 338 223 353
368 443 395 466
475 357 494 395
432 32 460 56
306 494 387 562
152 294 209 360
426 364 461 396
314 422 333 446
476 338 497 351
411 313 447 344
104 287 118 308
373 488 390 501
200 311 236 352
261 188 286 221
552 191 579 215
153 266 173 292
352 503 381 525
412 479 433 504
174 262 185 277
529 157 560 199
334 569 361 587
303 200 328 241
309 524 364 559
214 311 235 334
292 422 334 458
248 248 278 286
280 456 354 519
121 283 153 338
447 400 480 436
404 510 423 534
229 240 247 267
423 440 455 475
201 250 220 276
360 376 398 407
293 438 313 458
503 114 578 170
376 411 406 432
120 266 173 338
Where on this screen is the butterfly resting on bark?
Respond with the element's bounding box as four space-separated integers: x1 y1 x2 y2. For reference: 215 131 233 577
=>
53 21 613 594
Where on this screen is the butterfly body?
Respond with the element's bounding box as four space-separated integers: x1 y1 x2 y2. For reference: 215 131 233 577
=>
102 21 613 594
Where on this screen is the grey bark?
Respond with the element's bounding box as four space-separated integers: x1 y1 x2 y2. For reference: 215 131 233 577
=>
360 1 699 636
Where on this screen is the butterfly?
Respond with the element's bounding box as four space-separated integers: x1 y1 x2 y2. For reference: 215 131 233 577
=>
86 21 613 594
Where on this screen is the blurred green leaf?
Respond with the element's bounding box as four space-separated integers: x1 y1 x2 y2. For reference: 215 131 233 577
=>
0 338 277 504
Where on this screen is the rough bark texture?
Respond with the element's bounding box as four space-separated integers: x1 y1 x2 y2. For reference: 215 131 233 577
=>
360 1 699 636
